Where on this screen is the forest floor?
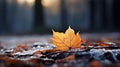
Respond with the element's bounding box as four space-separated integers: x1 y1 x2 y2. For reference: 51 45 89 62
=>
0 32 120 67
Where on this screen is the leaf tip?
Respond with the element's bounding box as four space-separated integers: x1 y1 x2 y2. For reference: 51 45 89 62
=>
52 29 55 33
68 26 71 29
76 31 80 35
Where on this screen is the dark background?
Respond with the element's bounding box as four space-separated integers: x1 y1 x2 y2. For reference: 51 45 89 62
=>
0 0 120 35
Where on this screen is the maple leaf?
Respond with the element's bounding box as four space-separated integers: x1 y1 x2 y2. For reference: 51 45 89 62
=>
52 27 82 51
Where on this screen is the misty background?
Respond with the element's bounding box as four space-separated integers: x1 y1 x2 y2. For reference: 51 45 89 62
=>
0 0 120 35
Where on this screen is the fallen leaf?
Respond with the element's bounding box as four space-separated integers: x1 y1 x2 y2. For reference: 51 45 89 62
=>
52 27 82 51
100 43 109 47
90 60 101 67
33 50 42 54
15 44 30 52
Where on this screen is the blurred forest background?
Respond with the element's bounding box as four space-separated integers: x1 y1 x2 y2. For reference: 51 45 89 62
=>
0 0 120 34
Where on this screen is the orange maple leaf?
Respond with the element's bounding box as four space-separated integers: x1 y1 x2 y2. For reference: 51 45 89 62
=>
52 27 82 51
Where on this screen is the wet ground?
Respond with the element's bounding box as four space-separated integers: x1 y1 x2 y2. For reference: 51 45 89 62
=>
0 32 120 67
0 32 120 48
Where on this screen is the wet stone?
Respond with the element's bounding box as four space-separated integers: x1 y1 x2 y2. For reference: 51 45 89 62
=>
116 54 120 61
46 52 61 59
75 53 91 60
104 42 116 47
103 52 115 62
31 42 56 51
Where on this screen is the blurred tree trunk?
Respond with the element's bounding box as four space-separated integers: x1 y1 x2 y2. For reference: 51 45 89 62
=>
34 0 44 28
0 0 6 33
61 0 67 30
114 0 120 31
105 0 114 30
93 0 106 30
90 0 95 30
